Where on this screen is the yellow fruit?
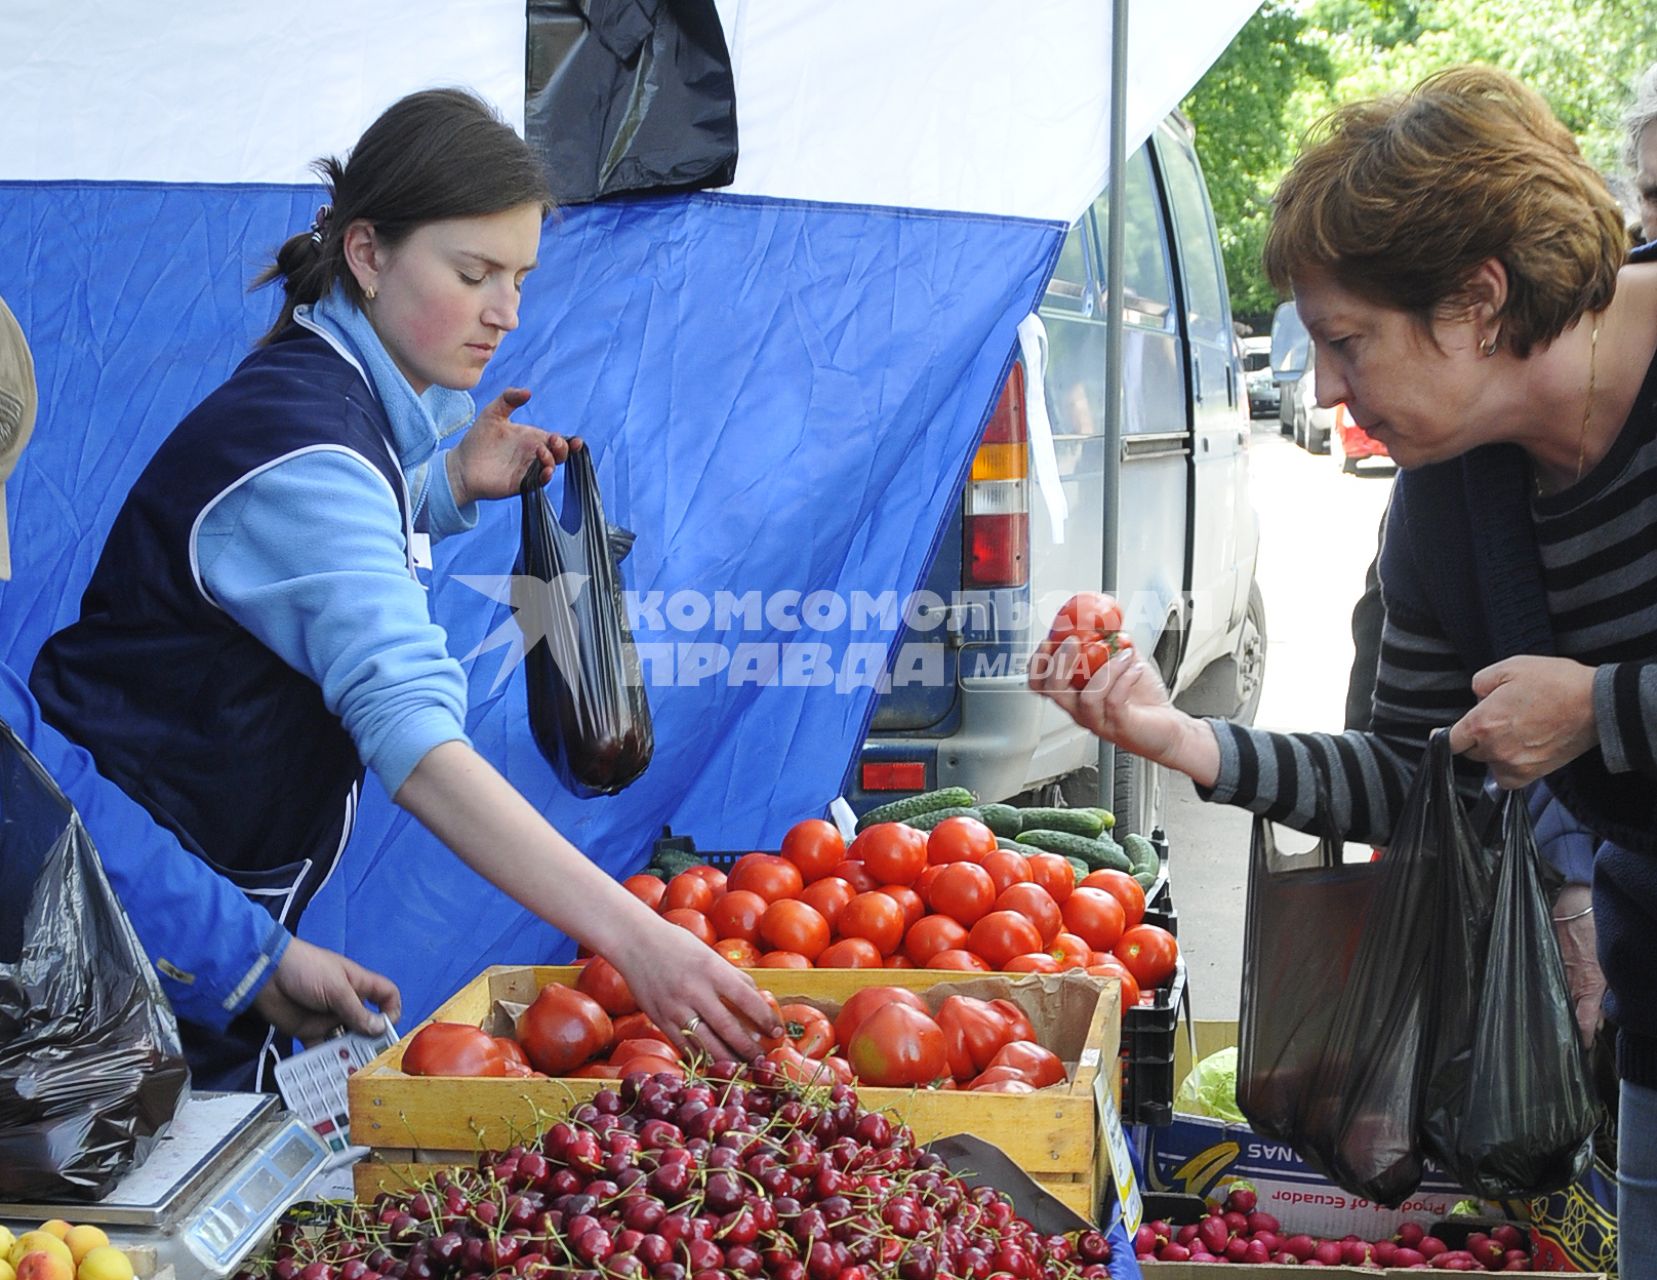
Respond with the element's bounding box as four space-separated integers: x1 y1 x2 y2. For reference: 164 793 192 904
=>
15 1251 71 1280
0 1257 16 1280
60 1233 106 1270
32 1230 67 1247
8 1238 70 1273
74 1250 132 1280
0 1232 14 1261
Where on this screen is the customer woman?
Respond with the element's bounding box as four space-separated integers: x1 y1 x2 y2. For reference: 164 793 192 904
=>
1031 66 1657 1272
31 88 777 1088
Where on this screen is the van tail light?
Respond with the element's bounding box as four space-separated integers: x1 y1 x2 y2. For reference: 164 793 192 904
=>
861 761 928 792
964 363 1030 588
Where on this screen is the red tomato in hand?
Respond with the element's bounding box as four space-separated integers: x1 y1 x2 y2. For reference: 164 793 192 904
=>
402 1023 508 1077
837 891 908 956
1052 592 1125 641
515 985 613 1075
1114 923 1179 990
781 818 846 883
1080 869 1147 929
575 955 638 1016
902 914 969 965
994 882 1063 945
709 889 769 943
927 816 997 865
1061 887 1127 952
762 1002 837 1058
727 853 805 903
849 822 929 885
967 910 1044 970
846 1003 948 1087
758 899 831 960
927 861 997 926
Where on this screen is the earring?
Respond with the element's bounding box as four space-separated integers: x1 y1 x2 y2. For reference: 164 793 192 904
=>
1482 336 1498 357
363 285 377 302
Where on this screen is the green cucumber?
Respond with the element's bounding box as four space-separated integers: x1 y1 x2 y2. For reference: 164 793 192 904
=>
857 786 975 830
1015 829 1131 873
1065 856 1091 885
1122 832 1160 886
976 803 1023 838
997 836 1030 854
901 805 982 832
1015 807 1107 838
1086 807 1117 831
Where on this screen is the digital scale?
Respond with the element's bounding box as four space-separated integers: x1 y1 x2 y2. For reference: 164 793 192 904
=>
2 1093 329 1280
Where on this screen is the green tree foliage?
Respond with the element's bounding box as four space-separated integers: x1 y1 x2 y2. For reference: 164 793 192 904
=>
1184 0 1657 323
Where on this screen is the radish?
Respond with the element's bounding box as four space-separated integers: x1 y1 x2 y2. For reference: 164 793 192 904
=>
1225 1237 1251 1263
1313 1241 1345 1267
1242 1240 1271 1265
1223 1211 1251 1235
1373 1241 1400 1266
1419 1236 1449 1260
1176 1223 1201 1247
1397 1223 1427 1248
1225 1185 1258 1215
1283 1235 1317 1263
1246 1211 1281 1235
1272 1252 1302 1266
1491 1226 1525 1253
1341 1240 1373 1267
1253 1232 1282 1256
1394 1248 1427 1268
1158 1242 1192 1263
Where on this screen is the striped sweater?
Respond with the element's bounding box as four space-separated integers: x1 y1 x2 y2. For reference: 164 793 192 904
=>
1205 347 1657 844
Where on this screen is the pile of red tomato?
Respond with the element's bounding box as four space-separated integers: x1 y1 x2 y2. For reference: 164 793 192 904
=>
622 816 1179 1013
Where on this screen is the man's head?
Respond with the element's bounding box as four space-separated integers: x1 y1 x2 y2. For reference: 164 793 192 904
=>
0 297 38 580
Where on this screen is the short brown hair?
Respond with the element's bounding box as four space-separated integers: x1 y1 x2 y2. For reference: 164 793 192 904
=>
1264 65 1625 356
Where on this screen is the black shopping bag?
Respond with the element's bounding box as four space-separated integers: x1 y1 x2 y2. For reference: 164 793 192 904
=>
1430 798 1598 1197
0 719 189 1200
516 449 654 797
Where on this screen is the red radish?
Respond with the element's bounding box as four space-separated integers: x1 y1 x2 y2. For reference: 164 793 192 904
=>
1420 1237 1449 1260
1313 1241 1344 1267
1242 1240 1271 1265
1225 1185 1258 1215
1147 1220 1172 1245
1469 1237 1505 1269
1157 1243 1192 1263
1254 1232 1283 1256
1197 1216 1231 1255
1342 1240 1373 1267
1176 1223 1201 1246
1283 1235 1317 1263
1133 1226 1159 1256
1373 1240 1400 1266
1394 1248 1427 1268
1246 1211 1281 1235
1223 1211 1251 1235
1491 1226 1524 1253
1397 1223 1428 1248
1502 1250 1530 1267
1272 1252 1302 1266
1225 1238 1251 1263
1188 1251 1220 1264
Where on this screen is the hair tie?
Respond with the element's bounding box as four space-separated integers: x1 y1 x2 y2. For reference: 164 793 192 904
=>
308 204 333 246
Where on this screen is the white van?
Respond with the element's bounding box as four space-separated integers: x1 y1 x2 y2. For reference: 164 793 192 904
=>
849 115 1266 836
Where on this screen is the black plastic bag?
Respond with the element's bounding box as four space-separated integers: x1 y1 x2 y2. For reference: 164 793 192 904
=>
525 0 737 205
1431 798 1598 1197
1237 809 1382 1147
0 718 189 1200
517 449 654 796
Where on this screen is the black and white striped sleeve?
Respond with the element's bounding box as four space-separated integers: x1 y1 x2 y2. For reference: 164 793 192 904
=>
1595 662 1657 775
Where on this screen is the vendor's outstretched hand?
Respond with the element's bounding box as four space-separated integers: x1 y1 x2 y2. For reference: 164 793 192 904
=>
1447 655 1599 789
253 936 402 1047
613 921 782 1065
448 387 580 505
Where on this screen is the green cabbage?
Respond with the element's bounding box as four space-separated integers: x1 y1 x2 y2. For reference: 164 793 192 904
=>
1175 1046 1245 1123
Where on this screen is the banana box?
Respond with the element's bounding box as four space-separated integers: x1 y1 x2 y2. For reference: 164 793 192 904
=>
1142 1113 1467 1240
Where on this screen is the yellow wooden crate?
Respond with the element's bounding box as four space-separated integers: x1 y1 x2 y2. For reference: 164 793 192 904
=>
349 965 1123 1220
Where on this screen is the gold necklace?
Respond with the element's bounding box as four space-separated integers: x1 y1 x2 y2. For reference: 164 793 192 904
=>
1535 312 1602 497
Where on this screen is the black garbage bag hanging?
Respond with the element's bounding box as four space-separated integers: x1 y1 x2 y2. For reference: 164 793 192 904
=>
526 0 738 205
0 719 189 1200
516 449 654 796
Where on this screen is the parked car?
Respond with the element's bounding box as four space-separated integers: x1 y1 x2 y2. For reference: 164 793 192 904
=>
1331 402 1391 473
1241 336 1278 418
1285 348 1335 455
847 114 1265 838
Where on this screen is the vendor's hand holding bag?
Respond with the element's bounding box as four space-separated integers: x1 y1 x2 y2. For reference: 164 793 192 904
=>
516 449 654 797
0 720 189 1199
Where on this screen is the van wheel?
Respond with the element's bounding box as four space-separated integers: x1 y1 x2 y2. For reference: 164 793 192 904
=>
1307 422 1330 455
1231 582 1267 726
1110 751 1163 839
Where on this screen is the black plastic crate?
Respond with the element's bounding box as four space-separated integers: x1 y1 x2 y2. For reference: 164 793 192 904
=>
1120 952 1187 1127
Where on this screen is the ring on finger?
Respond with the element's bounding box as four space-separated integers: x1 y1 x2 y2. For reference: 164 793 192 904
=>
682 1014 703 1039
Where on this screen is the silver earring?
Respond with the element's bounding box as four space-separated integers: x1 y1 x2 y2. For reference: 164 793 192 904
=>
363 285 377 302
1482 336 1498 357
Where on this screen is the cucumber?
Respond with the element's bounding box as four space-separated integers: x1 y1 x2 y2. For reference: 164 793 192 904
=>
997 836 1030 854
650 849 703 876
976 803 1023 838
857 786 976 831
1064 856 1091 885
1122 832 1160 887
1086 807 1117 831
1016 829 1131 873
900 805 982 832
1015 807 1107 838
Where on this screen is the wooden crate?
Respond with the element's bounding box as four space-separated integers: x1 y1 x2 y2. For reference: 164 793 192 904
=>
349 966 1123 1220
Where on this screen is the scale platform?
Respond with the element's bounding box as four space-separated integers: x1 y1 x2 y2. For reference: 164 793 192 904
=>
2 1093 330 1279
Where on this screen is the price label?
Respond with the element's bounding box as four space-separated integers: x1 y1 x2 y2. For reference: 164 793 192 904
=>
1094 1069 1143 1234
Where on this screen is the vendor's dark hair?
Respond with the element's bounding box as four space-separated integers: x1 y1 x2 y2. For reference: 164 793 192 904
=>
254 88 553 344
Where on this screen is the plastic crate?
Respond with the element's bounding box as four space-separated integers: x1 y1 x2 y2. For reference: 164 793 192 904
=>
1120 952 1187 1127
